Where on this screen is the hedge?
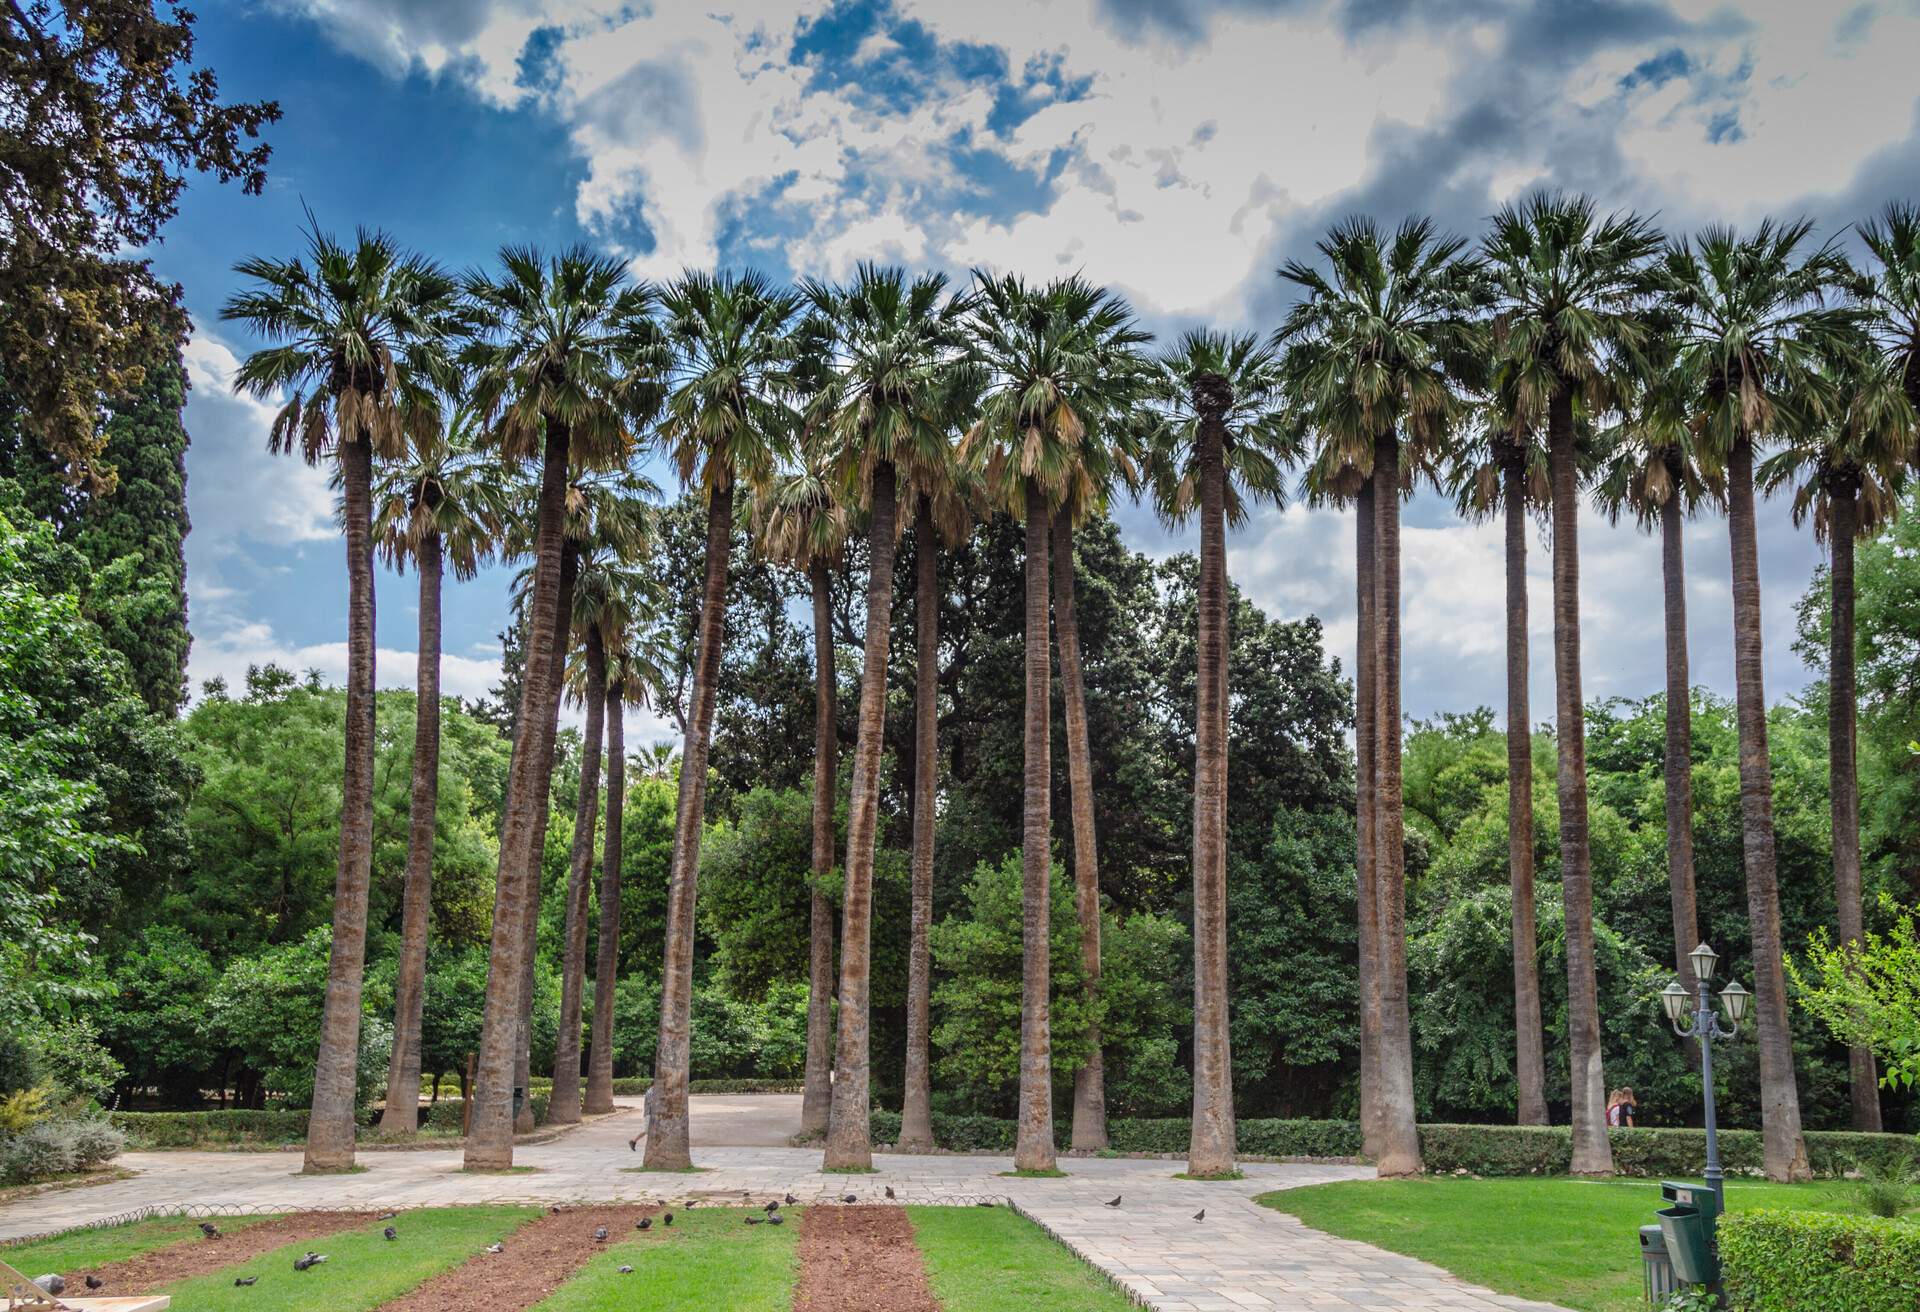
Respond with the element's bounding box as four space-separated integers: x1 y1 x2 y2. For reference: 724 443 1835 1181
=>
113 1092 553 1148
1719 1210 1920 1311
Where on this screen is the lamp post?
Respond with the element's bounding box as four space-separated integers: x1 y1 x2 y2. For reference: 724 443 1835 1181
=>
1660 942 1752 1215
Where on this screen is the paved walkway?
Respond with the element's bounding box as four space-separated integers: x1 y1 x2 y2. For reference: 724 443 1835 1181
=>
5 1098 1567 1311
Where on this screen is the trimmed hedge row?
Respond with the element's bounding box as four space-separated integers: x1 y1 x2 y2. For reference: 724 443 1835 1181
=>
1720 1210 1920 1311
864 1112 1919 1177
113 1092 554 1148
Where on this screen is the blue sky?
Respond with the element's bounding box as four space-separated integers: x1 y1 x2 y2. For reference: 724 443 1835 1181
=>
166 0 1920 742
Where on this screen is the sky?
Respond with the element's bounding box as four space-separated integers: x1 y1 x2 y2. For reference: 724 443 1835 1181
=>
162 0 1920 746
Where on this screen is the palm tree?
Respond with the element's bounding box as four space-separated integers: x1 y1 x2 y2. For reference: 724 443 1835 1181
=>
644 271 801 1170
222 224 463 1172
1859 204 1920 414
1759 346 1910 1133
370 405 507 1138
1448 391 1551 1127
754 446 850 1140
1279 216 1483 1177
1593 335 1718 1024
804 265 973 1170
1144 330 1295 1178
1481 195 1660 1175
459 247 658 1169
961 273 1144 1172
1662 219 1856 1182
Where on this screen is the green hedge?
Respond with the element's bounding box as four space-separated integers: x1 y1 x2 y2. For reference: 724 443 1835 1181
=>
113 1093 554 1148
599 1078 803 1096
1720 1210 1920 1311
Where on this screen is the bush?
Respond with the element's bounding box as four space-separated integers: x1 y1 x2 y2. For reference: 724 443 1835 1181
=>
0 1113 123 1184
112 1109 312 1148
1719 1210 1920 1311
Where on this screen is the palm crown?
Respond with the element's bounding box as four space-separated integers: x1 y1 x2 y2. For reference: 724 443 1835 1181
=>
1142 329 1296 528
372 404 511 580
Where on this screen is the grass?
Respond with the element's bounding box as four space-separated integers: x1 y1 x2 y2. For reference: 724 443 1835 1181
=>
1259 1175 1909 1312
819 1165 880 1174
533 1208 799 1312
998 1167 1069 1178
618 1164 710 1174
1173 1170 1245 1181
908 1206 1134 1311
161 1205 538 1312
2 1214 283 1273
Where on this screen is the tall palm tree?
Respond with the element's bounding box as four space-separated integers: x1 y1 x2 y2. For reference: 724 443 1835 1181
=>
1448 392 1551 1127
551 534 653 1122
369 405 507 1138
755 446 850 1140
1759 346 1911 1133
1481 195 1660 1175
584 623 668 1116
222 225 463 1172
1859 204 1920 415
1593 336 1719 1022
459 247 658 1169
1279 216 1484 1177
1662 219 1856 1182
804 265 973 1170
644 271 801 1170
961 273 1144 1172
1144 330 1296 1178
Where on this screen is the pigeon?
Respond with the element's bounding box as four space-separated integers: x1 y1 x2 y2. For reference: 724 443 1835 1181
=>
662 1212 673 1228
1192 1209 1205 1223
763 1200 780 1214
684 1199 698 1209
485 1243 505 1255
198 1222 221 1239
233 1276 258 1287
744 1216 764 1226
884 1186 895 1200
593 1226 609 1243
378 1211 397 1221
767 1214 784 1226
1105 1195 1122 1208
783 1193 798 1205
383 1227 398 1241
31 1275 63 1296
975 1201 996 1208
841 1194 857 1204
617 1266 633 1275
85 1275 105 1290
628 1136 640 1152
292 1252 326 1272
635 1218 652 1232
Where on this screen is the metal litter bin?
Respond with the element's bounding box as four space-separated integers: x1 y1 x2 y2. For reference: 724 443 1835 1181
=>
1640 1224 1677 1303
1657 1204 1719 1286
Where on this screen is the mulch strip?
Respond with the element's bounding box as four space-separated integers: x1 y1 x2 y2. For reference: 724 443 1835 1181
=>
793 1206 939 1312
71 1212 378 1291
372 1205 652 1312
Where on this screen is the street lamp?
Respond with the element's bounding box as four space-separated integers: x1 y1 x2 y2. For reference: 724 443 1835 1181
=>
1664 942 1749 1214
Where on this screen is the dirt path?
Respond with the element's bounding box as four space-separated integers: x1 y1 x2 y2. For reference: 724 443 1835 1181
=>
372 1204 652 1312
68 1212 377 1293
792 1206 938 1312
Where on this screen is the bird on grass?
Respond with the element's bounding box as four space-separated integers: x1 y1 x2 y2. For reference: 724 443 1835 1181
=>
635 1218 652 1232
1192 1210 1205 1223
975 1201 996 1208
744 1217 764 1226
1105 1196 1122 1208
662 1213 673 1228
198 1222 221 1239
593 1226 609 1242
383 1227 398 1241
485 1243 505 1255
763 1200 779 1214
617 1266 633 1275
233 1276 258 1287
767 1214 784 1227
841 1194 857 1204
684 1199 698 1209
292 1252 326 1272
378 1211 397 1221
783 1194 798 1205
884 1187 895 1200
85 1275 104 1290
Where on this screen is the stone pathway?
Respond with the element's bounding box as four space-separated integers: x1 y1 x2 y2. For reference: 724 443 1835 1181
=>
4 1098 1568 1311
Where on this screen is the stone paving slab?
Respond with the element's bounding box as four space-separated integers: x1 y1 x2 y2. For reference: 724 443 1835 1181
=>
1 1099 1572 1312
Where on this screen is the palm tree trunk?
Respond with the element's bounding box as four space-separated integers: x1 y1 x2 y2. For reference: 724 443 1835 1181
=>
800 560 837 1139
1660 482 1704 1009
1727 434 1812 1181
1055 512 1108 1152
466 421 573 1170
900 495 939 1153
1369 432 1420 1178
1354 476 1381 1160
550 622 607 1124
1827 483 1882 1131
825 461 901 1170
303 432 378 1173
1504 450 1548 1128
1015 476 1057 1174
1548 389 1612 1176
514 540 577 1134
1186 396 1236 1177
378 530 443 1139
585 682 624 1116
644 479 735 1170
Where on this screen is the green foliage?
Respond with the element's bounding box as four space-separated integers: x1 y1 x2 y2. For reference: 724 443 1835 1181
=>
909 1204 1138 1312
1719 1210 1920 1312
698 787 821 993
1790 900 1920 1091
1844 1155 1916 1219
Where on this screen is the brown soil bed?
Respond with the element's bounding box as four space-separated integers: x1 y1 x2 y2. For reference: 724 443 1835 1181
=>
373 1204 652 1312
73 1212 378 1291
793 1206 938 1312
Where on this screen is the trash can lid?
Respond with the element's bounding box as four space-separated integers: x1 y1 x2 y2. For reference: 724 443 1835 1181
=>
1640 1224 1667 1249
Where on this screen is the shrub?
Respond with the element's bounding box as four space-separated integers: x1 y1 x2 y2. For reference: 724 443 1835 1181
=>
1845 1156 1916 1219
0 1113 122 1184
111 1109 311 1148
1719 1209 1920 1311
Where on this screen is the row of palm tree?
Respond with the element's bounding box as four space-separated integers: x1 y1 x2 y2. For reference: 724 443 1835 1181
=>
224 193 1920 1183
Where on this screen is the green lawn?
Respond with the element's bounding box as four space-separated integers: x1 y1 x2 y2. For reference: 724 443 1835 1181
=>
2 1214 283 1274
533 1208 800 1312
1260 1176 1910 1312
908 1205 1135 1312
161 1206 538 1312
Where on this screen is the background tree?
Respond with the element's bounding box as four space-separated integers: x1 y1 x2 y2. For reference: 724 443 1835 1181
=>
222 224 461 1172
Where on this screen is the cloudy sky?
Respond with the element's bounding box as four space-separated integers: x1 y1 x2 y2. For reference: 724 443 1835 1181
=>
163 0 1920 740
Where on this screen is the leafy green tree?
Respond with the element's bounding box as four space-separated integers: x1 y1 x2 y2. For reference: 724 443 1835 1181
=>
1791 900 1920 1093
94 927 219 1105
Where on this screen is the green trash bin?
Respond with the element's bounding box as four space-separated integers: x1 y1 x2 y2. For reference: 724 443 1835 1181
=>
1657 1204 1719 1286
1640 1224 1677 1303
